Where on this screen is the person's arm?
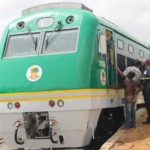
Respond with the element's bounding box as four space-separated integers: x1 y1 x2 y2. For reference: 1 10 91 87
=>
140 77 150 81
135 85 144 95
108 40 114 65
109 48 114 65
140 68 150 81
107 83 123 90
115 67 125 77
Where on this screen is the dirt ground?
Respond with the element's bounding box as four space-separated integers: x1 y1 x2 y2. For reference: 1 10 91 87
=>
111 108 150 150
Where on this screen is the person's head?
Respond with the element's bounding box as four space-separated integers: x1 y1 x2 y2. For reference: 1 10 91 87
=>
142 59 150 68
127 71 135 79
134 59 141 68
107 31 112 39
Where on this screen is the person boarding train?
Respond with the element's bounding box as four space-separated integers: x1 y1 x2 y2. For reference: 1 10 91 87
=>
115 59 142 82
115 59 142 110
106 31 114 66
108 71 143 129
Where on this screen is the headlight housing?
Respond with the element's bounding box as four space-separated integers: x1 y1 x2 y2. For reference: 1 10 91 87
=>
7 102 13 109
57 100 64 107
66 16 74 24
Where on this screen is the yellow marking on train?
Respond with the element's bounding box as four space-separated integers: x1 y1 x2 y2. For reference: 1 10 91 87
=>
0 94 125 103
0 89 124 96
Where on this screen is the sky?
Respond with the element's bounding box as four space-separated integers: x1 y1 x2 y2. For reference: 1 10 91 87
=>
0 0 150 43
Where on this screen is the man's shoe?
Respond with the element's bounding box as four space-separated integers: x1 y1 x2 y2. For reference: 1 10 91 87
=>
142 120 150 124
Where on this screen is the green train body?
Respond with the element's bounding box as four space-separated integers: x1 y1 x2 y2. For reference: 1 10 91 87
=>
0 3 148 149
0 7 101 93
0 4 149 93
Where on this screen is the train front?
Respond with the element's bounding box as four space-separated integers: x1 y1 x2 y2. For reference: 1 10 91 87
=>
0 3 100 149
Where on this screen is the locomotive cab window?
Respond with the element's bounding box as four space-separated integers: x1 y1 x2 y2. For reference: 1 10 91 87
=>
117 39 124 50
42 28 78 54
139 50 144 58
4 32 40 58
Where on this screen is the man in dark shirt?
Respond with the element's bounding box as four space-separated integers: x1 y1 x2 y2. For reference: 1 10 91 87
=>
106 31 114 65
108 71 143 129
140 59 150 124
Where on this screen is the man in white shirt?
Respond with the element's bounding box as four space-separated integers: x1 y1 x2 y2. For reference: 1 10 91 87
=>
116 59 142 82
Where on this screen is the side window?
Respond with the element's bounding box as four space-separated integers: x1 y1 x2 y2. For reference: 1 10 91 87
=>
117 39 124 50
98 33 107 55
128 45 134 54
117 54 125 84
127 57 134 67
139 50 144 58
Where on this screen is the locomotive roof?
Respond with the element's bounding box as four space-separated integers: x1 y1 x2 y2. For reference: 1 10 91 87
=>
9 4 150 50
97 16 150 49
22 2 93 16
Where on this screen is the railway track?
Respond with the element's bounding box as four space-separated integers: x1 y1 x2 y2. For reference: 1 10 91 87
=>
0 136 106 150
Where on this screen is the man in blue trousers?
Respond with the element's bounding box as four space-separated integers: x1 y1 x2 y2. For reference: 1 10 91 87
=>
140 59 150 124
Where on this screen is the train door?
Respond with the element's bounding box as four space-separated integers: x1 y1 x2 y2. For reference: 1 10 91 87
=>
106 29 116 87
98 29 108 89
98 28 116 87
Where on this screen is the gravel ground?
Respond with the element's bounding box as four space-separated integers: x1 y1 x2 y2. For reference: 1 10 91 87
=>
111 108 150 150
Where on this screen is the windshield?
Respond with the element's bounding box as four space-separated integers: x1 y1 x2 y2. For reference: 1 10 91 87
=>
42 28 78 54
4 33 40 57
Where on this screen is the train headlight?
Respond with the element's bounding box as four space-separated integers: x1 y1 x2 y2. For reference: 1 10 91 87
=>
7 102 13 109
36 17 54 28
16 21 25 29
66 16 74 24
57 100 64 107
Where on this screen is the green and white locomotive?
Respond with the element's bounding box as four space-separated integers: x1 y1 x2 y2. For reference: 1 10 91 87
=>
0 2 147 149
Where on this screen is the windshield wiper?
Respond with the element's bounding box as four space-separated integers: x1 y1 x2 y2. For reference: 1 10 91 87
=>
45 21 62 50
26 26 37 50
